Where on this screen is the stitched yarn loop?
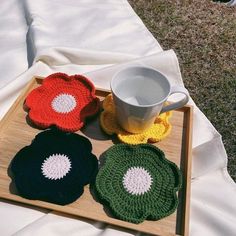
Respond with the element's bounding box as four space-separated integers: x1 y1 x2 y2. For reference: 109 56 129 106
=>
122 167 153 195
100 94 172 144
11 129 98 205
25 73 100 132
41 153 72 180
51 94 77 114
95 144 182 224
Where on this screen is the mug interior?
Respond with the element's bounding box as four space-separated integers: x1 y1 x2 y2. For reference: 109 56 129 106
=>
111 67 170 106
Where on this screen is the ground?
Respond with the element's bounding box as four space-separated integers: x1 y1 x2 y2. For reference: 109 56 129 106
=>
128 0 236 181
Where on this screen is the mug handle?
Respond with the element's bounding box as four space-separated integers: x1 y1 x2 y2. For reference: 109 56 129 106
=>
160 86 189 113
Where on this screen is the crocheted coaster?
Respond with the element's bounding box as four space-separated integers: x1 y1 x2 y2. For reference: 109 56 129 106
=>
100 94 172 144
25 73 100 132
95 144 182 224
10 129 98 205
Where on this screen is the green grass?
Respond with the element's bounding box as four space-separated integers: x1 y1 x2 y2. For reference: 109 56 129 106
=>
128 0 236 181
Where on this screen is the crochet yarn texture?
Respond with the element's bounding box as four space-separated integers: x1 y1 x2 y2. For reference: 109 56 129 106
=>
100 94 172 144
25 73 100 132
95 144 182 224
10 129 98 205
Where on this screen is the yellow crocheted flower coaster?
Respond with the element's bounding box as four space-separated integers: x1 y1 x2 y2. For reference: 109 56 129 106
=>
100 94 172 144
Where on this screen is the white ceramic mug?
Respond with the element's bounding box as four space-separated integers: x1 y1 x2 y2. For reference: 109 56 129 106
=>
110 66 189 133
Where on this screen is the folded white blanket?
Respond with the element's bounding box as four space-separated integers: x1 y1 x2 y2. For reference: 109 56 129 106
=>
0 0 235 235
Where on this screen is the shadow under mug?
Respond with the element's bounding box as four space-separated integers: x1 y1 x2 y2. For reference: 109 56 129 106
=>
110 66 189 134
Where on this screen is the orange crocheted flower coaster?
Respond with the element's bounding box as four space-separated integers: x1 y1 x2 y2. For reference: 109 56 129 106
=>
25 73 100 132
100 94 172 144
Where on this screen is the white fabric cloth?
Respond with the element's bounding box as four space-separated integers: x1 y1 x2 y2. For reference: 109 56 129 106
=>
228 0 236 6
0 0 28 88
0 0 235 235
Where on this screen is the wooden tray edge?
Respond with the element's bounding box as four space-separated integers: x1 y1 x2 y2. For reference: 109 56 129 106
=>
182 105 193 236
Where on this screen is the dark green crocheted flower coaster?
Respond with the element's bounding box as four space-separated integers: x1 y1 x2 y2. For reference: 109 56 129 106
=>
95 144 182 224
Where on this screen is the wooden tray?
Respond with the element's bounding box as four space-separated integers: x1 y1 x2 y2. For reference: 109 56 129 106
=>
0 77 193 236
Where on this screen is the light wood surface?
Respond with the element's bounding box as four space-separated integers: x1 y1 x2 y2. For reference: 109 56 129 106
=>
0 77 193 236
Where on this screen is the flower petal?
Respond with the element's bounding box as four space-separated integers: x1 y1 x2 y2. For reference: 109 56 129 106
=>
11 130 98 205
25 73 100 132
95 144 182 223
100 94 172 144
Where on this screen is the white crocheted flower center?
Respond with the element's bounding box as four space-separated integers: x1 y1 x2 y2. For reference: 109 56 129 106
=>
41 154 72 180
51 93 77 113
122 167 153 195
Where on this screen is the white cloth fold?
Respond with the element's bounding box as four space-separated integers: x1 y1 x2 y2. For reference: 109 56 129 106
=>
0 201 47 236
0 0 235 235
25 0 162 64
0 0 28 88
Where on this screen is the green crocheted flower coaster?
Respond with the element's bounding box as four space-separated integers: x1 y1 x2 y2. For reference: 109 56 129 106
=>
95 144 182 224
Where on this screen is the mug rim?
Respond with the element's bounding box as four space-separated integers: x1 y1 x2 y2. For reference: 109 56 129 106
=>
110 65 171 108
